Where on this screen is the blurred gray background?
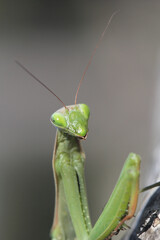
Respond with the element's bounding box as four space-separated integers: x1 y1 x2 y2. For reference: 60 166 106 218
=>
1 1 160 240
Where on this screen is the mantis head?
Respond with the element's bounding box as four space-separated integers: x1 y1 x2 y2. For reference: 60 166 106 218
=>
15 62 90 140
51 104 90 139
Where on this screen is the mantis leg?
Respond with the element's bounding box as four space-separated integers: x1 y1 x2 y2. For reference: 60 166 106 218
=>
51 131 92 240
71 150 92 233
59 152 90 240
50 132 75 240
51 178 76 240
88 153 141 240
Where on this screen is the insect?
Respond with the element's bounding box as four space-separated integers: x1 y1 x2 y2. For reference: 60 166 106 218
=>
16 12 160 240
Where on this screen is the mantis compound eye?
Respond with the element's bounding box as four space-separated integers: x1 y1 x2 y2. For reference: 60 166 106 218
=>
79 104 90 120
51 112 67 128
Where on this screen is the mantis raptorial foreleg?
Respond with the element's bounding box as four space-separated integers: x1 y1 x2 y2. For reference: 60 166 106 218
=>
88 153 140 240
51 127 92 240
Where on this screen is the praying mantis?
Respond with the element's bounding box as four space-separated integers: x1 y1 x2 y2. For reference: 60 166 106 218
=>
16 13 160 240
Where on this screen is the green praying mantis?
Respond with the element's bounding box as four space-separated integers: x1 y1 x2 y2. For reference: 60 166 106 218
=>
16 13 160 240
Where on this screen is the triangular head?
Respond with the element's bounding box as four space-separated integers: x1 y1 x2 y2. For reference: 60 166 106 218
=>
50 104 90 139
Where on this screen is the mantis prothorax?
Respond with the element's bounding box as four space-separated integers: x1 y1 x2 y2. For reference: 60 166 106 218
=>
16 12 160 240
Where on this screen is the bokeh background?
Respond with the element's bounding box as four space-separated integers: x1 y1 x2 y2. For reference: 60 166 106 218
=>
1 1 160 240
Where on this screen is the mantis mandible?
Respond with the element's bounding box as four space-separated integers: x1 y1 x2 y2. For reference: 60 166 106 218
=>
16 12 160 240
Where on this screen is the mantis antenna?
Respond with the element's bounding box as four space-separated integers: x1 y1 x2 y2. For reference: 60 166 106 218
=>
74 10 119 105
15 60 68 109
